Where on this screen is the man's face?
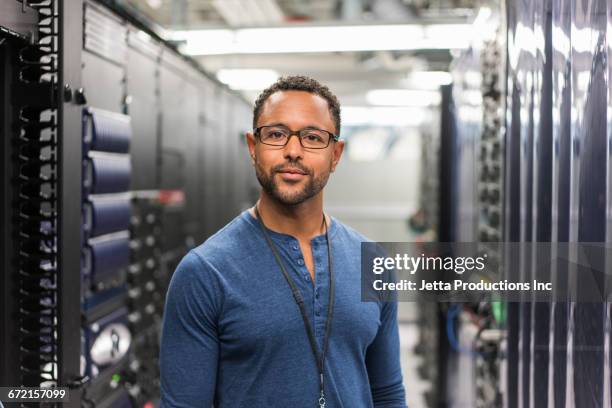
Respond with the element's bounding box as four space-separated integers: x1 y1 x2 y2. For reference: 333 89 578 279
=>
247 91 344 206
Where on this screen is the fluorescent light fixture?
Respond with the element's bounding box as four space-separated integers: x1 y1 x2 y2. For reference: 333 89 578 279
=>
404 71 452 88
366 89 441 107
146 0 162 9
216 69 279 90
342 106 429 127
169 23 472 55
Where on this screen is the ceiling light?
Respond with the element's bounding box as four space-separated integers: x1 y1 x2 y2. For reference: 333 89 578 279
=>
342 106 429 127
366 89 441 107
146 0 162 9
169 23 472 55
216 69 279 90
404 71 452 89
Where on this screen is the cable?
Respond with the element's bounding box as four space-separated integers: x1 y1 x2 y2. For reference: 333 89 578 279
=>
445 304 482 357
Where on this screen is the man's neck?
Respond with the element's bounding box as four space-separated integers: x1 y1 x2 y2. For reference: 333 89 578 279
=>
251 192 329 242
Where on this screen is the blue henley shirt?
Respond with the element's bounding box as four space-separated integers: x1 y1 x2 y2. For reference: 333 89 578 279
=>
159 209 407 407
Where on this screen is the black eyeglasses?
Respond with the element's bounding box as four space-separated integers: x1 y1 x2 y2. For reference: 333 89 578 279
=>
254 125 339 149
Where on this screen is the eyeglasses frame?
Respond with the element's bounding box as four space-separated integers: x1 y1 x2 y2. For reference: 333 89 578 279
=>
253 125 339 149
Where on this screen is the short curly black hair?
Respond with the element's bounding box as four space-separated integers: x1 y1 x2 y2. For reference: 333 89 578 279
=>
252 75 341 135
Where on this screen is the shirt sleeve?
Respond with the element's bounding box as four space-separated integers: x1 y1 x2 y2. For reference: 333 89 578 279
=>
365 300 407 408
159 251 222 408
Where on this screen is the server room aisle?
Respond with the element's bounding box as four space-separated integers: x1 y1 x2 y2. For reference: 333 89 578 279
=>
399 320 431 408
2 0 612 407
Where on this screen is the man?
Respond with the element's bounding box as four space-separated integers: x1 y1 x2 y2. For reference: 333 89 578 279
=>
160 75 406 407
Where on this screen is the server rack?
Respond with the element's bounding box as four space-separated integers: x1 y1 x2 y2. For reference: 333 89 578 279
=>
504 0 610 406
0 0 257 406
549 2 572 406
0 1 84 406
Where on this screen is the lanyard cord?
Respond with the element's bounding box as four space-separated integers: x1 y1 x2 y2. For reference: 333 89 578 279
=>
253 205 335 407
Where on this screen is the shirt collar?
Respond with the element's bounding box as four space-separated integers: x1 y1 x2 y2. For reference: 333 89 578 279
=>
242 208 337 245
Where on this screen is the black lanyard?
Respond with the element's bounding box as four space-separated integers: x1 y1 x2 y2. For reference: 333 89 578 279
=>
254 205 335 408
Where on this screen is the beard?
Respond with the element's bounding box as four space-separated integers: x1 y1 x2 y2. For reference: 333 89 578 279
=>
255 159 331 206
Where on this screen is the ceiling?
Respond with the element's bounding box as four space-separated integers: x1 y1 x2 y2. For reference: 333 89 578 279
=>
122 0 483 113
127 0 478 28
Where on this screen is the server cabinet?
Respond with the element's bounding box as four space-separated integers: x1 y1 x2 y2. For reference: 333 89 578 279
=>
569 1 608 406
198 75 217 238
504 4 524 406
207 86 230 233
82 2 126 113
506 0 610 407
529 1 553 406
549 1 572 406
183 68 205 241
234 101 258 212
158 50 194 251
507 2 537 405
0 0 255 405
0 2 84 405
452 51 480 244
126 27 160 191
217 88 233 226
0 11 49 387
159 51 188 188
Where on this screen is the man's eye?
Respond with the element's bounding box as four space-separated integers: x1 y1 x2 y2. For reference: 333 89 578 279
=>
304 133 324 142
268 131 285 139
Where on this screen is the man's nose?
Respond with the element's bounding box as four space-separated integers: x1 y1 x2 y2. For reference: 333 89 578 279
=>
283 134 304 160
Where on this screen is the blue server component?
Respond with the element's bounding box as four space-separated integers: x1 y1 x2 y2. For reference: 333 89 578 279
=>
84 107 131 154
84 236 130 287
85 197 132 237
81 107 133 292
82 284 128 316
86 155 132 195
80 106 134 397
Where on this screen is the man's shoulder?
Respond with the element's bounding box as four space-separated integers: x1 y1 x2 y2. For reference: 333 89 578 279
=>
331 217 374 244
191 210 255 262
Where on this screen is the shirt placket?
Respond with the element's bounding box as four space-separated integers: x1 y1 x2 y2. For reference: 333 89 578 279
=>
289 240 312 286
312 238 329 350
285 237 328 349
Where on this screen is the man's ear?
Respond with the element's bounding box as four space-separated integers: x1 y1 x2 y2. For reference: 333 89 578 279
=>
331 139 345 172
246 132 256 165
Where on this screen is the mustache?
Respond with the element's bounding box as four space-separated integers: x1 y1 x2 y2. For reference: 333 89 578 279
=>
272 162 311 175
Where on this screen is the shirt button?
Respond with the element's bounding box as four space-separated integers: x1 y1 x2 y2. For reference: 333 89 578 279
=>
297 259 304 265
304 275 310 281
315 310 320 316
292 245 299 250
